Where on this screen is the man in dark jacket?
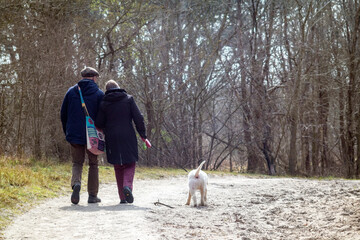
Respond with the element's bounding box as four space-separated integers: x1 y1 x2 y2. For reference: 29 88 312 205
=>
61 67 104 204
96 80 150 204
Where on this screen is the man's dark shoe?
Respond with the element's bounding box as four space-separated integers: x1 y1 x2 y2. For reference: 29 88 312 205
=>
123 186 134 203
120 200 127 204
71 183 81 205
88 195 101 203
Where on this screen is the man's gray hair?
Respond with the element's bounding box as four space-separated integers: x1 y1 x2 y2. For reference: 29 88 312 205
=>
105 80 120 91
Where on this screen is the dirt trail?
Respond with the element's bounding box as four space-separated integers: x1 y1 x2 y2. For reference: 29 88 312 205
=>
3 175 360 240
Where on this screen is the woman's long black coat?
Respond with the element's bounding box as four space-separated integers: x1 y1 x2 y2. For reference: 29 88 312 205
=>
95 88 147 165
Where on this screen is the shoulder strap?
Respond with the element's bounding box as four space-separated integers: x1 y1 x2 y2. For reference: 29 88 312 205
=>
78 85 90 116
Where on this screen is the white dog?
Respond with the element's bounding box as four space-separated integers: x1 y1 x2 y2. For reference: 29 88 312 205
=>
186 161 208 207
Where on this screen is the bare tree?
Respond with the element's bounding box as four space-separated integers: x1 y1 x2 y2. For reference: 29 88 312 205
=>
1 0 360 178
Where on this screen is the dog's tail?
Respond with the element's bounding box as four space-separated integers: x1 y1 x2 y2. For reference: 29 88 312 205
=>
195 161 206 178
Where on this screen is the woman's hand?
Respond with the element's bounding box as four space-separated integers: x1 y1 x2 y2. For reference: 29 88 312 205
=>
141 138 152 148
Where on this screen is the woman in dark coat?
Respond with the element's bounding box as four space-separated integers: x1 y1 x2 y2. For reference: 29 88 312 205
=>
96 80 150 203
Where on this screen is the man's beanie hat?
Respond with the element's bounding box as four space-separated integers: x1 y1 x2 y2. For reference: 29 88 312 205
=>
81 67 99 77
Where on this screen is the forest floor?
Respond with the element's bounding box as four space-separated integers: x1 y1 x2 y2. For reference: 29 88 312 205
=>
3 175 360 240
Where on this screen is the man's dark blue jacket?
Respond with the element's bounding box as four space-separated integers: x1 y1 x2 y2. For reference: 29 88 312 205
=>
61 79 104 145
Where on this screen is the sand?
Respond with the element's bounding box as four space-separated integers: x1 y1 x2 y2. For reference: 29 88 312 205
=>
3 175 360 240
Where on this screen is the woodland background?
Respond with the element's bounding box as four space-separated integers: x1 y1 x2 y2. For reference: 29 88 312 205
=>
0 0 360 178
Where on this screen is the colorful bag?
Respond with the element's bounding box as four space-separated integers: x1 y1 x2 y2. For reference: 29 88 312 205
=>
78 86 105 155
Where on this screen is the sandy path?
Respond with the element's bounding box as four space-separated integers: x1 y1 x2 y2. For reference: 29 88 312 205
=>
3 175 360 240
